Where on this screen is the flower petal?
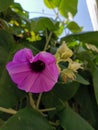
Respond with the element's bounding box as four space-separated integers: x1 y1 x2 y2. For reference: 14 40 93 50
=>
29 69 58 93
9 71 31 85
13 48 33 63
6 62 30 74
44 63 59 82
33 52 56 64
6 62 31 84
18 63 59 93
25 65 58 93
18 72 39 92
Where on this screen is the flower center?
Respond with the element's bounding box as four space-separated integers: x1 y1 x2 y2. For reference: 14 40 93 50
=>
30 60 45 72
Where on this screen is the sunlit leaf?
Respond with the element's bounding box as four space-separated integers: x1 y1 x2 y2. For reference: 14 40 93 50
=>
61 31 98 47
54 22 64 36
66 21 83 33
44 0 78 18
58 0 78 18
44 0 60 8
10 3 29 18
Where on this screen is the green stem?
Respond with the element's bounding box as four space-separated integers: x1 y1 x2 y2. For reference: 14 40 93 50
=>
29 92 36 109
36 93 43 109
0 107 17 115
44 32 52 51
49 121 59 126
40 107 56 112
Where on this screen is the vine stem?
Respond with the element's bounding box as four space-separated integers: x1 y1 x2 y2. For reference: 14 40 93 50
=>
49 121 59 126
29 92 36 109
43 32 52 51
40 107 56 112
36 93 43 109
0 107 17 115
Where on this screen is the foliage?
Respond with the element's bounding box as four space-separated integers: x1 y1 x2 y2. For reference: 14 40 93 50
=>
0 0 98 130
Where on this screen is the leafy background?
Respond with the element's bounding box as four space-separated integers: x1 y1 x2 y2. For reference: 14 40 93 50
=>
0 0 98 130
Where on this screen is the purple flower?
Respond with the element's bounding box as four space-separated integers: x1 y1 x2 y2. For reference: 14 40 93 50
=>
6 48 59 93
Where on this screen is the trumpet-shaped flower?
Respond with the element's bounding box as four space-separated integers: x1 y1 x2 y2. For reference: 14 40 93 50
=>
6 48 59 93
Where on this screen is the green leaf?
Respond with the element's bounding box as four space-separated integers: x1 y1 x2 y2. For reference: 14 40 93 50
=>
0 19 9 30
31 17 57 32
0 119 4 127
43 0 60 8
66 21 83 33
61 31 98 47
0 107 52 130
0 30 14 79
75 74 90 85
58 0 78 18
92 68 98 105
42 82 79 108
44 0 78 18
75 51 96 72
0 0 13 11
10 3 29 18
59 107 95 130
74 86 98 129
54 82 79 101
54 22 64 36
0 30 25 108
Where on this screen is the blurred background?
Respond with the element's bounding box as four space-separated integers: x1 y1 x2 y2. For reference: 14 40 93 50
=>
14 0 94 31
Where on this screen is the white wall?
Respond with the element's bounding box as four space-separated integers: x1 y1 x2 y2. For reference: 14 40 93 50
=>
86 0 98 30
